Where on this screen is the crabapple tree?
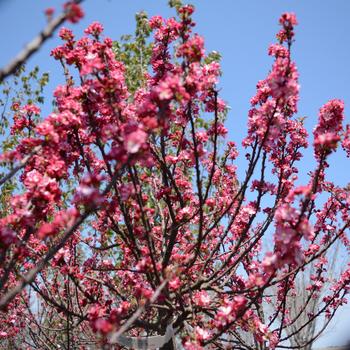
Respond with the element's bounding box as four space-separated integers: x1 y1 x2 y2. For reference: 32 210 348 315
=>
0 1 349 349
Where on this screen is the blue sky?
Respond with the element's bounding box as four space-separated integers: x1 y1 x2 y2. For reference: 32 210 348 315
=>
0 0 350 347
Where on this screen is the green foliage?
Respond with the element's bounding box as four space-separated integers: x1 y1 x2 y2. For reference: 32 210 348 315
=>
0 65 49 215
204 50 222 65
113 11 153 94
168 0 183 11
0 181 16 218
0 65 49 139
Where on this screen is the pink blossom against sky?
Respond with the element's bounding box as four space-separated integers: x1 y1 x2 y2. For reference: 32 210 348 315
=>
0 0 349 346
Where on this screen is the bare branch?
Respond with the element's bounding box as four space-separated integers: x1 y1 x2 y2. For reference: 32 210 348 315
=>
0 0 83 83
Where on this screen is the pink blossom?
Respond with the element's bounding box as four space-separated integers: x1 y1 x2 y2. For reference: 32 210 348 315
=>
44 7 55 18
64 1 84 23
169 277 181 291
195 327 210 341
342 124 350 156
313 99 344 159
85 21 104 36
194 291 211 307
59 27 74 41
124 129 147 154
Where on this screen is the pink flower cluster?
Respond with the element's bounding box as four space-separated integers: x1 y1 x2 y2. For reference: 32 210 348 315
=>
313 99 345 159
0 6 349 350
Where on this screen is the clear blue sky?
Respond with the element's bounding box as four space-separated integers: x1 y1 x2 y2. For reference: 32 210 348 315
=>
0 0 350 347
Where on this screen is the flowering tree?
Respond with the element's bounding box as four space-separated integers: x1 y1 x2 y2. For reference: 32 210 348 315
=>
236 242 344 350
0 2 349 349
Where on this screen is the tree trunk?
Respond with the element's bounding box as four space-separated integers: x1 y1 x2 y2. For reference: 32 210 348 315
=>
160 337 175 350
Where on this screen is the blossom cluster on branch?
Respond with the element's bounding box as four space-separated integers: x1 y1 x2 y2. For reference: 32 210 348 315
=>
0 3 349 350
